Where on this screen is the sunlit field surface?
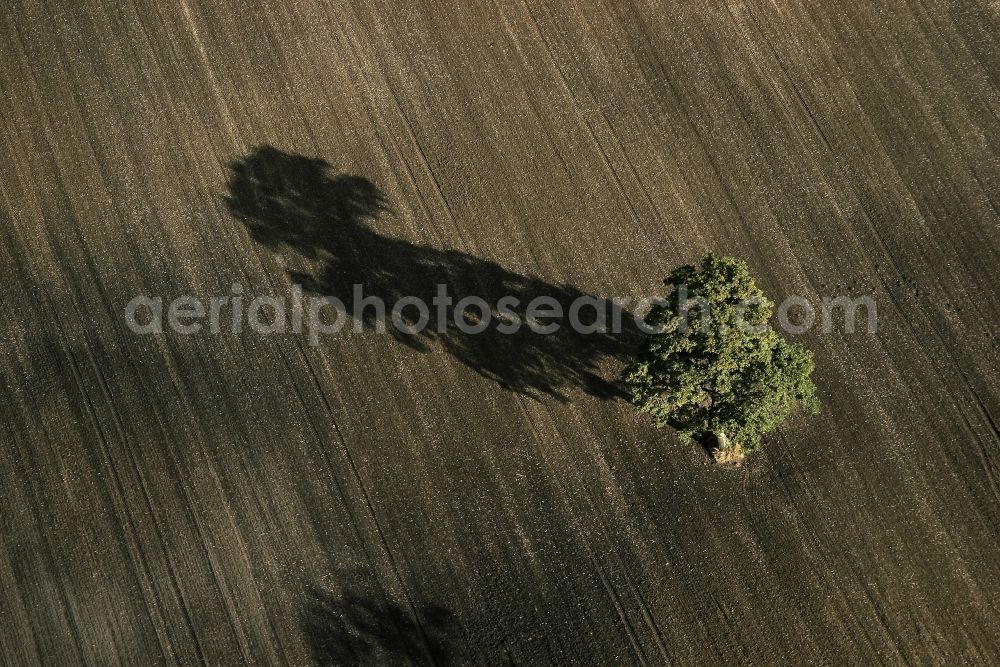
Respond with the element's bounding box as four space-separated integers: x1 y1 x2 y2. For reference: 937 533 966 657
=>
1 1 997 663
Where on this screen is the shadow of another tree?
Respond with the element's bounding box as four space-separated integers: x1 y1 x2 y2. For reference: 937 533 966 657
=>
225 145 641 401
302 584 462 666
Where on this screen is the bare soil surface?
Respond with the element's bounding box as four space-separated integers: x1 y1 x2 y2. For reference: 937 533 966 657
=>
1 0 998 664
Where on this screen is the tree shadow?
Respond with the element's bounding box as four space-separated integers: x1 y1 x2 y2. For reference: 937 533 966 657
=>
302 583 462 666
684 427 723 460
225 145 640 400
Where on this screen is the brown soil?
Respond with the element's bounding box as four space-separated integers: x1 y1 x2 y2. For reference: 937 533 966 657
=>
0 0 997 663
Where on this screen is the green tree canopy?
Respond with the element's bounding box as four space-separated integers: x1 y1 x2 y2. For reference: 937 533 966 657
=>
624 254 819 456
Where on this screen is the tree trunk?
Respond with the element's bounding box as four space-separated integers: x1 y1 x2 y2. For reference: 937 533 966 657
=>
708 431 745 467
713 431 730 451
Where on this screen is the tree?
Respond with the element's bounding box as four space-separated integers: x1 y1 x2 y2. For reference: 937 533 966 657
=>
624 254 819 462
